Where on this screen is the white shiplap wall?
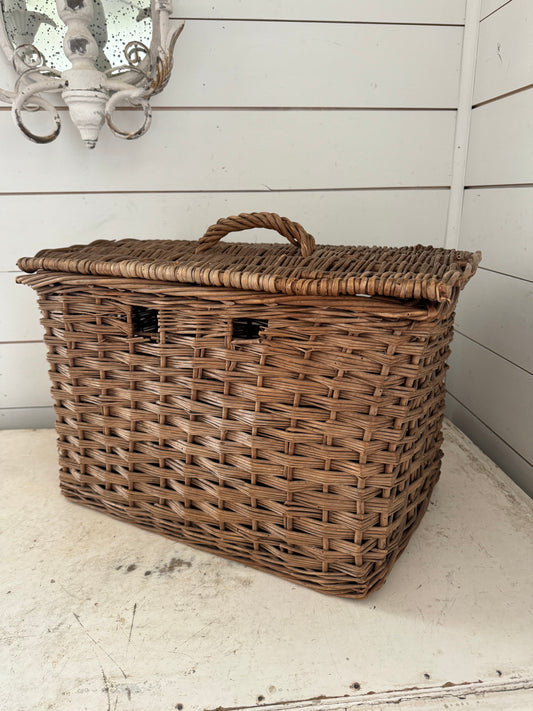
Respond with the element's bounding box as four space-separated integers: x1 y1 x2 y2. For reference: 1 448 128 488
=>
446 0 533 496
1 1 466 430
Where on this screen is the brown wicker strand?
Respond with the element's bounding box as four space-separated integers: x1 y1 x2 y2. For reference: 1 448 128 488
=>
195 212 316 257
17 239 481 303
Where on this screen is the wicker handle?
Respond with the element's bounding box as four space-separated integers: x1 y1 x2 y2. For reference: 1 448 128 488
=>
195 212 316 257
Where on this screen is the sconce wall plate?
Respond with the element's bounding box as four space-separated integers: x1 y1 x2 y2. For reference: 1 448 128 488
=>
0 0 184 147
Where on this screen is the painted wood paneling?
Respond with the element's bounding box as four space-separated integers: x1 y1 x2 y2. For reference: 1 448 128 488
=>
445 393 533 497
0 23 463 110
1 189 449 271
443 0 481 250
0 342 50 409
446 0 533 497
165 22 462 108
171 1 466 24
446 333 533 463
0 407 55 430
480 0 512 22
0 110 455 193
460 188 533 280
466 90 533 186
454 268 533 373
474 0 533 105
0 273 43 342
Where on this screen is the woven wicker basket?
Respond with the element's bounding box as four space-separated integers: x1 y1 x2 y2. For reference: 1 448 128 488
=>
17 212 480 598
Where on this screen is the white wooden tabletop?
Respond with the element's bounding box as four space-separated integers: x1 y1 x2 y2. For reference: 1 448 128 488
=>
1 420 532 711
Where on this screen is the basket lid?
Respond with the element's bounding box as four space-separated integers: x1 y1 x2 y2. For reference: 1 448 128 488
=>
17 212 481 303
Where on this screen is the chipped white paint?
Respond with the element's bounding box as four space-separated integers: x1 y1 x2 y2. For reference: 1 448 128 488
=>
0 0 184 146
0 421 532 710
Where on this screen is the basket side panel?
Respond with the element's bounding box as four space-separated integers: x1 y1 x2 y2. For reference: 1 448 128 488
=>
32 284 455 598
35 289 73 477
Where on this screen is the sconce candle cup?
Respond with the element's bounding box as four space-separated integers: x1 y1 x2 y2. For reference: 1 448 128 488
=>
0 0 184 146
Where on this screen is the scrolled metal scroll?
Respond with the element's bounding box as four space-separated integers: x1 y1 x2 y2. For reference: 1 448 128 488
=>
12 86 62 143
12 43 46 70
147 22 184 97
104 89 152 140
124 41 150 67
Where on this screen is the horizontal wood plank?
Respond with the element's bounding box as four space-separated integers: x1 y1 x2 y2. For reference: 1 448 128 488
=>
445 393 533 497
466 90 533 186
454 269 533 373
446 333 533 463
165 21 462 108
0 342 50 409
1 189 449 271
0 22 462 109
0 273 43 342
460 187 533 281
0 110 455 193
474 0 533 105
170 1 466 24
0 407 55 430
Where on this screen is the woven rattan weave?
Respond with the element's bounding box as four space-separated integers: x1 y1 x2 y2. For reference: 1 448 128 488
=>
18 213 481 598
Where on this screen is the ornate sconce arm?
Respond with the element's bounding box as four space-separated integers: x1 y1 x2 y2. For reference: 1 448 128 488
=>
148 20 184 97
0 0 185 146
0 40 64 142
104 86 152 140
13 90 63 143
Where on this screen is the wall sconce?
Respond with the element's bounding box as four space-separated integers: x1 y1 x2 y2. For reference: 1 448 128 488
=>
0 0 184 147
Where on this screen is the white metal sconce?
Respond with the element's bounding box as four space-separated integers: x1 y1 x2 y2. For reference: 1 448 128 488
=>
0 0 184 147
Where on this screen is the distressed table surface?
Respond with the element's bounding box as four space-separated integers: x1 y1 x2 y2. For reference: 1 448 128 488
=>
1 421 532 711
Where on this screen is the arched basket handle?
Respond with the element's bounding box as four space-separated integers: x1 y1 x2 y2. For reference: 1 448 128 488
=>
195 212 316 257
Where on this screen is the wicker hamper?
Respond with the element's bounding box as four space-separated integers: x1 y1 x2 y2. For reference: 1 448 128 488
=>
17 212 480 598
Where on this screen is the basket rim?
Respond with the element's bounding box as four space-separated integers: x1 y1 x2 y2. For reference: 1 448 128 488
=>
17 238 481 303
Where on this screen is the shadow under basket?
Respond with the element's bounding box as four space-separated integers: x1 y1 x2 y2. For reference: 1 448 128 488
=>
17 212 481 598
